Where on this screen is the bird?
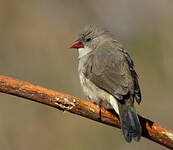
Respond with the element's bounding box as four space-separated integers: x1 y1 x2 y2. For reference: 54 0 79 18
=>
70 24 142 142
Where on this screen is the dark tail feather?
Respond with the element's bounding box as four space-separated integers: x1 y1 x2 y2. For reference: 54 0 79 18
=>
118 101 142 142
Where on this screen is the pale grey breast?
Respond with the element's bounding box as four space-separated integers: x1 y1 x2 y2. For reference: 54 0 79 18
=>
78 53 113 110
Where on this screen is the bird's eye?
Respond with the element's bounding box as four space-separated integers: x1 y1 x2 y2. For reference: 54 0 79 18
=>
86 38 91 42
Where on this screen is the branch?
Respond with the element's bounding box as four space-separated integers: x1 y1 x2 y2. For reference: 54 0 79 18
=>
0 75 172 149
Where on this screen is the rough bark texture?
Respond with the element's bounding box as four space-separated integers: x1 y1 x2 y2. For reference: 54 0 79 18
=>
0 75 173 149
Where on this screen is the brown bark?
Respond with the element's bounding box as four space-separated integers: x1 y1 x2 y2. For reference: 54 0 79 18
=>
0 75 172 149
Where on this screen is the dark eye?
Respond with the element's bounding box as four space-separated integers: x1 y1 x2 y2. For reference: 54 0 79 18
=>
86 38 91 42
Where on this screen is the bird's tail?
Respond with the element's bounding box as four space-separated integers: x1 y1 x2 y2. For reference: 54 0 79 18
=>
117 98 142 142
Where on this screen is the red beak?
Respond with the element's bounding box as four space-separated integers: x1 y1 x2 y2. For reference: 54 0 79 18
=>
70 40 84 49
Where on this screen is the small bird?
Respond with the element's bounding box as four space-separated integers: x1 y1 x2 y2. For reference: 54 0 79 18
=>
70 24 142 142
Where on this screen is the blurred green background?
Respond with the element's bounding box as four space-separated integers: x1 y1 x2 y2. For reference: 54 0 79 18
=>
0 0 173 150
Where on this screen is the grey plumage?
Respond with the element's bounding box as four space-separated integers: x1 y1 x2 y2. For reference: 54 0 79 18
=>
71 24 142 142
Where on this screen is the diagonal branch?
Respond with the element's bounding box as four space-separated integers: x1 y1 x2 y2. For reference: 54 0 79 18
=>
0 75 172 149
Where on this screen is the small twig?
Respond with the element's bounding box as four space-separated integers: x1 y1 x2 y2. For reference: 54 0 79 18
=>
0 75 172 149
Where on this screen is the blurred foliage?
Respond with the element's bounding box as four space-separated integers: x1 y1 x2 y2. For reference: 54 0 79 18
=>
0 0 173 150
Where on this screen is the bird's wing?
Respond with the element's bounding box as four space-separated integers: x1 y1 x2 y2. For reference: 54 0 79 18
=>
85 42 140 101
119 47 141 103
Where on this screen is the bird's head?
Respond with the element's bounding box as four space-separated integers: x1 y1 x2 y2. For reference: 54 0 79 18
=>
70 24 109 58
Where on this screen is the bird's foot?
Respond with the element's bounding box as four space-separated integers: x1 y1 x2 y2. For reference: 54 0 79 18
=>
97 104 102 121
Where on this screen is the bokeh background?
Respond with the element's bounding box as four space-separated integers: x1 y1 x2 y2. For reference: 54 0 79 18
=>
0 0 173 150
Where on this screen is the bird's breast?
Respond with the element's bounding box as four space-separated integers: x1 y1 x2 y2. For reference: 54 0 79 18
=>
78 58 113 110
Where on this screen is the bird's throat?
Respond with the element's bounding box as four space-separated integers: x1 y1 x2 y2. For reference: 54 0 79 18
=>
78 47 93 59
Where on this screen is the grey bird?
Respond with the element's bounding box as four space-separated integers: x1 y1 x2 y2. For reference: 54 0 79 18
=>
70 24 142 142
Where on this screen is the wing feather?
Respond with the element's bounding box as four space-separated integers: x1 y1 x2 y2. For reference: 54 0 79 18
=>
84 42 141 102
